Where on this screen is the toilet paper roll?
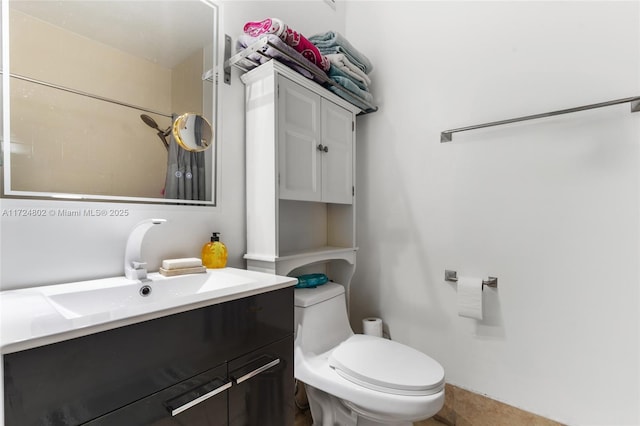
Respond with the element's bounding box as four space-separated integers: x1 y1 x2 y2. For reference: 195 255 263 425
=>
362 317 383 337
457 276 483 320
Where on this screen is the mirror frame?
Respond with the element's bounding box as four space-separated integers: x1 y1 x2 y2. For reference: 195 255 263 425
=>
0 0 221 206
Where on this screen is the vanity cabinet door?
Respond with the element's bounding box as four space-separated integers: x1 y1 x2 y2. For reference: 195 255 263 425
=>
277 75 354 205
228 335 294 426
277 75 322 203
83 363 229 426
320 99 354 204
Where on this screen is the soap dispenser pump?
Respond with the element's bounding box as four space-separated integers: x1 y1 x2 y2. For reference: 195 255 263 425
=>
202 232 228 268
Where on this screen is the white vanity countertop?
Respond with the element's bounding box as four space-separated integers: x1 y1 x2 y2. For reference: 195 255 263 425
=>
0 267 296 354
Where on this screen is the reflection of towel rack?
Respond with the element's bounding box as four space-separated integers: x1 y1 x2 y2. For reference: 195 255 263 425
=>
441 96 640 142
224 36 378 114
2 71 172 118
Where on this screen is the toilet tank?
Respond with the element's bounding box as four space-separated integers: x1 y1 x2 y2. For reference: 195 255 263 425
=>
294 282 354 355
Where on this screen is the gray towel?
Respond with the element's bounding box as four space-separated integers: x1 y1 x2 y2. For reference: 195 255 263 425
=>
309 31 373 74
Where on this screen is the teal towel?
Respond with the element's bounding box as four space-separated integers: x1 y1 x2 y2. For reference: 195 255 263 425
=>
327 85 377 113
329 75 374 105
327 64 368 91
309 31 373 74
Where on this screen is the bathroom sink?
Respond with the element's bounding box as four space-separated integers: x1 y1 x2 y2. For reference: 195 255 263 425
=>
44 283 141 319
41 270 253 320
1 267 296 353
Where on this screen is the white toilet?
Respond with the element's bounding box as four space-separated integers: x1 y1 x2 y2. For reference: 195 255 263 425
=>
294 282 445 426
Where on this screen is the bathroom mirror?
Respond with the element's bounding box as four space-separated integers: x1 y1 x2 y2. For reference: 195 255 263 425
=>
1 0 219 205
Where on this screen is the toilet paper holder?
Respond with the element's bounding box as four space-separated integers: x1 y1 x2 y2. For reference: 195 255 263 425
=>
444 270 498 289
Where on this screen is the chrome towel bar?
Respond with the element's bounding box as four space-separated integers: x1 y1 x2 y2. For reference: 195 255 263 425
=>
441 96 640 142
444 270 498 289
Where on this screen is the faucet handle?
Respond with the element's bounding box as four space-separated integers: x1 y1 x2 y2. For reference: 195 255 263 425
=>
132 261 147 270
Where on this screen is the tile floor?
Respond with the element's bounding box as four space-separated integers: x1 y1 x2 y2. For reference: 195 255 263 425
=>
293 382 563 426
415 419 450 426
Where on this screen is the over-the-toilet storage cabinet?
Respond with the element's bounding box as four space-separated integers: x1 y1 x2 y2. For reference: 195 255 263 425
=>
242 61 360 294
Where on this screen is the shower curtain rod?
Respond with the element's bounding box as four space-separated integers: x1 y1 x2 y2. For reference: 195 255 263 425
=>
440 95 640 142
2 72 172 118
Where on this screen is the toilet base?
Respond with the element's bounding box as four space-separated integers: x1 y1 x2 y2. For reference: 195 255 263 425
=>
305 384 413 426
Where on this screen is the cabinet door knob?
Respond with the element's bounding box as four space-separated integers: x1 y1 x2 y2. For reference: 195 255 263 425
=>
317 144 324 152
323 145 329 153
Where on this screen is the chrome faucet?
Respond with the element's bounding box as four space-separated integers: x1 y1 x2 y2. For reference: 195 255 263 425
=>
124 218 167 280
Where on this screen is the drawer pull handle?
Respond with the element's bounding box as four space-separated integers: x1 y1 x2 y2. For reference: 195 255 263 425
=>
234 358 281 384
169 380 232 416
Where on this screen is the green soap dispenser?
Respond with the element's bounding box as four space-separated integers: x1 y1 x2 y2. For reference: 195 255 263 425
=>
202 232 228 268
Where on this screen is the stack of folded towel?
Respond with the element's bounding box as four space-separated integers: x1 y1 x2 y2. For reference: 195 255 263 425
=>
309 31 375 112
238 19 375 112
236 33 326 83
237 18 332 84
243 18 330 71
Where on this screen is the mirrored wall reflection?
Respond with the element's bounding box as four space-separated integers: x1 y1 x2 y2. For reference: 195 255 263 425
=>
4 1 217 204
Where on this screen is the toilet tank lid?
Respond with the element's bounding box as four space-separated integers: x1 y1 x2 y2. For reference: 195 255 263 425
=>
294 282 344 307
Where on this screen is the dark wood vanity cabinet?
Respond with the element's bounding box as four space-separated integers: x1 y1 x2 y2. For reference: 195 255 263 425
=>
84 362 230 426
3 287 294 426
228 336 293 426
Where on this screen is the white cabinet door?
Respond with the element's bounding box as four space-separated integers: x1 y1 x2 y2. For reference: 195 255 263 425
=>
277 75 354 204
277 76 322 202
321 100 353 204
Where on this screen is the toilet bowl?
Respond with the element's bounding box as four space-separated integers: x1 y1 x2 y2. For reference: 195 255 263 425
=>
294 282 445 426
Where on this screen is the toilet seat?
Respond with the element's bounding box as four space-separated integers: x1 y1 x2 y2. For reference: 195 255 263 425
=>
328 334 445 396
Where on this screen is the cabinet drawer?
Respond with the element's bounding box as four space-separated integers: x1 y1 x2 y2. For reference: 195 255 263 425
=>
221 287 294 353
229 336 294 426
84 363 229 426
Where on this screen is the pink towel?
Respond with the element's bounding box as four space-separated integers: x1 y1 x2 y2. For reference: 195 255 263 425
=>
243 18 330 72
244 18 286 38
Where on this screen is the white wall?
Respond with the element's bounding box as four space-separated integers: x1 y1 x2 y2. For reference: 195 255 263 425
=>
345 2 639 425
0 0 345 290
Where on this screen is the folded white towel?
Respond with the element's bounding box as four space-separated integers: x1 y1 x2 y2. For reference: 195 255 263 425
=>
326 53 372 86
162 257 202 270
